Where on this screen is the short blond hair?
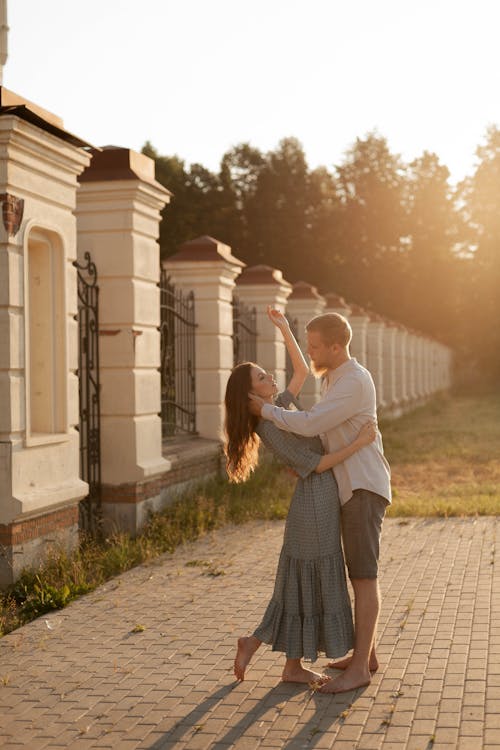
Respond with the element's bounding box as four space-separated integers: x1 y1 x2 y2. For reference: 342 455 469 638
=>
306 312 352 347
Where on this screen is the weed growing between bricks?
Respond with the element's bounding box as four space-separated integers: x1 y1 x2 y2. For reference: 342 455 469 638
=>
0 458 294 637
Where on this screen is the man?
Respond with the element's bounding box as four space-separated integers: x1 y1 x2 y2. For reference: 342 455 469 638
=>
249 312 391 693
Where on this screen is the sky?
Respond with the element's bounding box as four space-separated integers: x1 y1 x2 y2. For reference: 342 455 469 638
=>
6 0 500 184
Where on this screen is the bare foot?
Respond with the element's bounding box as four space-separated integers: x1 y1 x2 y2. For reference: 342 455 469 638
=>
234 636 260 681
282 665 331 685
326 653 379 672
318 665 371 694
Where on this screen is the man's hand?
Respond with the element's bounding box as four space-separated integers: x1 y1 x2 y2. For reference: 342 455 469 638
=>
248 392 265 417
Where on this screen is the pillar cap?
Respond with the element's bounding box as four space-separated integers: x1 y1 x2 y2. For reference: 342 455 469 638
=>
236 264 290 286
368 311 384 323
348 303 369 318
168 235 245 266
288 280 324 300
323 292 350 311
79 146 171 192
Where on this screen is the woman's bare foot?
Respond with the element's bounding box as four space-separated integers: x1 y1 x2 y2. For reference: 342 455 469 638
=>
318 664 371 694
326 653 379 672
234 636 261 681
282 664 331 685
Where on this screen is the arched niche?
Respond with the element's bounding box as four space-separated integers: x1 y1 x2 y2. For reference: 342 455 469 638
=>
24 226 67 442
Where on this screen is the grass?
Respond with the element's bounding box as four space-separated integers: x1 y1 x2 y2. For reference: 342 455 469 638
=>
381 390 500 517
1 390 499 635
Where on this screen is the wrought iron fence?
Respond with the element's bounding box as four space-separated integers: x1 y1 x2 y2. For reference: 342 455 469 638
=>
159 269 197 438
285 313 299 383
232 296 258 365
74 252 102 536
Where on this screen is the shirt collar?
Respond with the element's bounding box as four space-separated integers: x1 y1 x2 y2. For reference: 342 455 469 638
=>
325 357 357 389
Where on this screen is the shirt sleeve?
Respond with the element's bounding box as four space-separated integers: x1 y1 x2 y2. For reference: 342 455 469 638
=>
274 389 302 410
261 375 363 437
257 421 322 479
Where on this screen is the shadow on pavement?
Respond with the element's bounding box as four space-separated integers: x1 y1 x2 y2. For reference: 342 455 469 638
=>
147 679 360 749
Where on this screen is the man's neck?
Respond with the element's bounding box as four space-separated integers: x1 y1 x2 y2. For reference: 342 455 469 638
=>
330 352 351 372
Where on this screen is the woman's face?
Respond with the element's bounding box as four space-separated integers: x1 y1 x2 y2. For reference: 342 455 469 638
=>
250 366 277 400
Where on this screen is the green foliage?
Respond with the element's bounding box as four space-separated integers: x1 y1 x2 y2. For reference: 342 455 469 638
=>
144 125 500 381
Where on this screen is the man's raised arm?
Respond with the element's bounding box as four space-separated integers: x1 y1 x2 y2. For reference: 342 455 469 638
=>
261 377 363 437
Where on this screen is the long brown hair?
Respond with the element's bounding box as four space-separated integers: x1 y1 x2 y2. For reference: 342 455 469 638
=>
224 362 260 483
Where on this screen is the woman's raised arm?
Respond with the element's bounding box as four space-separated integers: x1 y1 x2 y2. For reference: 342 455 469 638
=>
267 306 309 397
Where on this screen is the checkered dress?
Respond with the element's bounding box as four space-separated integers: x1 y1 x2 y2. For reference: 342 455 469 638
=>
253 391 354 662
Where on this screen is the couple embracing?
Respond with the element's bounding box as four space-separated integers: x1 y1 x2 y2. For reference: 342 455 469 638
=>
224 308 391 694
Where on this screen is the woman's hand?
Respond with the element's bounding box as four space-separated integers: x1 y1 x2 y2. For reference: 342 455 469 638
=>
356 421 377 447
267 306 289 333
248 393 265 416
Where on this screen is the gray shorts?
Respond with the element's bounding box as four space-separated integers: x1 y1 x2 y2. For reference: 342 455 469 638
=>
341 489 388 580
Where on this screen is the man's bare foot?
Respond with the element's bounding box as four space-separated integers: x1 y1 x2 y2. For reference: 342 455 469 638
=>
318 665 371 694
326 653 379 672
234 636 260 681
282 665 331 685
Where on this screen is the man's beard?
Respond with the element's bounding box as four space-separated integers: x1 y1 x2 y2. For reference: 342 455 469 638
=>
310 360 329 378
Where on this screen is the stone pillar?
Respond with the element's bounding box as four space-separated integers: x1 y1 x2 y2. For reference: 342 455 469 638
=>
414 335 426 405
381 320 399 416
323 293 352 319
347 304 369 367
234 265 292 392
406 330 418 407
394 325 409 411
286 281 325 408
0 104 91 585
366 313 385 410
76 147 171 533
164 236 245 441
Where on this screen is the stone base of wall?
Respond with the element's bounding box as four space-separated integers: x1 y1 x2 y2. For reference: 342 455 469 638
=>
100 437 223 536
0 504 80 588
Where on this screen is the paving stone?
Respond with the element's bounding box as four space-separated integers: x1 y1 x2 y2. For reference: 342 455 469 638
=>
0 517 498 749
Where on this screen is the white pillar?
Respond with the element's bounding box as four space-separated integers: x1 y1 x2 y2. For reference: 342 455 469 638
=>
77 148 171 498
347 304 369 367
164 236 245 441
394 325 409 410
234 265 292 392
414 335 426 404
406 330 419 406
382 320 399 416
323 293 352 319
366 313 385 410
286 281 325 408
0 109 90 584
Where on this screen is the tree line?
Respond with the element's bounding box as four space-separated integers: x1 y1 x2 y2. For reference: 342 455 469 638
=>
143 127 500 383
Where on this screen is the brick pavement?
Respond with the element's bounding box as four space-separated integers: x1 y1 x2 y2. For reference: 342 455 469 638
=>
0 516 499 750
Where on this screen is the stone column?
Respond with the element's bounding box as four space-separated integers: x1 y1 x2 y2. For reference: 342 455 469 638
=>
381 320 399 416
347 304 369 367
406 330 418 407
414 335 426 405
323 293 352 320
366 312 385 410
164 236 245 441
0 105 91 585
285 281 325 408
234 265 292 392
394 325 409 411
76 147 171 532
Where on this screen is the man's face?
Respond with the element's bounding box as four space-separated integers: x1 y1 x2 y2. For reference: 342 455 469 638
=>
306 330 338 375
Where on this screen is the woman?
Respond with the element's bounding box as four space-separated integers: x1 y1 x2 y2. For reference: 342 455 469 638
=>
224 307 376 685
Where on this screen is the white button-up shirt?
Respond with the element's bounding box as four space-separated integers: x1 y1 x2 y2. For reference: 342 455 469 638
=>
261 358 391 505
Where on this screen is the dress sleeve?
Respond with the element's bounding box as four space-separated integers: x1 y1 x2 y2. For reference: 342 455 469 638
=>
257 421 322 479
275 389 302 410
